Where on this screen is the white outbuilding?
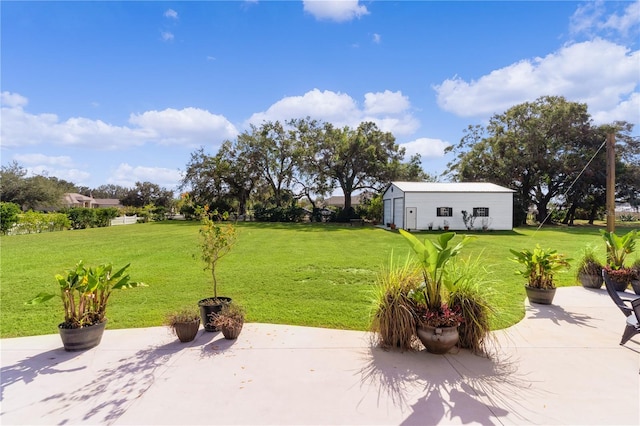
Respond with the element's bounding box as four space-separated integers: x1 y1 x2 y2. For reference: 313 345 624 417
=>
382 182 515 231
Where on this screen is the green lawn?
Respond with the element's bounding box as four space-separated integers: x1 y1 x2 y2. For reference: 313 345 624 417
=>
1 221 637 338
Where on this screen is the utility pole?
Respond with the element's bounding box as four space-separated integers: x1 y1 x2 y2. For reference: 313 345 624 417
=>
606 132 616 233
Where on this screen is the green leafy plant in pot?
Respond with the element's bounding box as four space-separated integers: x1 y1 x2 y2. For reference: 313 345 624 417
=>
165 307 201 343
26 261 146 351
510 244 570 305
600 230 638 291
197 209 238 331
399 230 475 354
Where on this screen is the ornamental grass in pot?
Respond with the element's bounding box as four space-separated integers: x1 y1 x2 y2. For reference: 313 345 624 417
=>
370 257 421 351
166 307 201 343
576 245 604 289
26 261 146 351
211 301 245 340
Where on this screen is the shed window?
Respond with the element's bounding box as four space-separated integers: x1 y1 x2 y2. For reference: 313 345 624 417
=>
437 207 453 217
473 207 490 217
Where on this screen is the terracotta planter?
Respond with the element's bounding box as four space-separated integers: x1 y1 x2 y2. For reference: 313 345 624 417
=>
58 320 107 351
578 272 603 289
198 297 232 332
525 286 556 305
174 319 200 342
221 323 243 340
416 324 459 354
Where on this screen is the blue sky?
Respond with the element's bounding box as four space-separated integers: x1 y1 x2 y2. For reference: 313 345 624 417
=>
1 0 639 194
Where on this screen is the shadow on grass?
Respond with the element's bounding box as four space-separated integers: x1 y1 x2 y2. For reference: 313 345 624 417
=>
357 346 538 425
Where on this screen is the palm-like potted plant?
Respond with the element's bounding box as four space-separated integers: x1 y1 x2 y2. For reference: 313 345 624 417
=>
211 301 245 340
197 209 238 331
399 230 474 354
576 245 604 289
510 244 570 305
165 307 201 343
600 230 638 291
26 261 146 351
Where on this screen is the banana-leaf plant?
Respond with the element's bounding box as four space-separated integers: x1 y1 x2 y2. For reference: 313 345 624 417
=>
510 245 570 289
26 261 146 328
398 230 475 312
600 230 638 270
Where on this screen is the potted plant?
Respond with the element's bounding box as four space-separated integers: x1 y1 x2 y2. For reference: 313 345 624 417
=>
197 209 238 331
600 230 638 291
427 222 433 231
211 301 245 340
399 230 475 354
576 245 604 289
443 220 450 231
370 257 421 351
165 307 201 343
630 258 640 295
26 261 146 351
510 244 570 305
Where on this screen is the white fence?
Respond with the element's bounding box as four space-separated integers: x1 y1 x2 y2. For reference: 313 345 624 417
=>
110 215 138 226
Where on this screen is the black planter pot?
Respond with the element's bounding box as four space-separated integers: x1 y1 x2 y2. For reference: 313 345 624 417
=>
198 297 232 332
58 320 107 351
525 286 556 305
578 272 603 289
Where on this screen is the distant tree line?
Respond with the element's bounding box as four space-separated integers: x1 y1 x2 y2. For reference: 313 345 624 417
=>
180 118 432 222
1 98 637 228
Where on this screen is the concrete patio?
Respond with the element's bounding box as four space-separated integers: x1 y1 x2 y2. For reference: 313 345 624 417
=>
1 286 639 425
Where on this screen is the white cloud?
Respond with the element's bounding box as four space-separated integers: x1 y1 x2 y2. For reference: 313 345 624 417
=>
1 91 28 108
164 9 179 19
13 153 75 168
0 95 238 149
161 31 174 41
400 138 450 160
434 39 640 126
129 107 238 145
372 33 381 44
303 0 369 22
246 88 419 136
109 163 183 189
364 90 409 115
570 0 640 39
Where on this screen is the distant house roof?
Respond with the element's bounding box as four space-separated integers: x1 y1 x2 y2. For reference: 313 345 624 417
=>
62 193 122 208
389 182 515 193
324 192 371 207
93 198 122 208
63 193 95 207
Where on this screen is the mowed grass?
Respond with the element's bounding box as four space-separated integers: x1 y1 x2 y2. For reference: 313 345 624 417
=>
1 221 638 338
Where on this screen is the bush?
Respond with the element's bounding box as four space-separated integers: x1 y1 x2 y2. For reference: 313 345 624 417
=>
66 208 97 229
0 202 21 234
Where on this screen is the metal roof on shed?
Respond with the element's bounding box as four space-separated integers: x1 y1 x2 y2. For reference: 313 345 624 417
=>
390 182 515 193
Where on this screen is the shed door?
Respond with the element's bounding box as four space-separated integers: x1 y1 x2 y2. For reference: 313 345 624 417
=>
393 197 404 228
406 207 417 231
383 199 391 225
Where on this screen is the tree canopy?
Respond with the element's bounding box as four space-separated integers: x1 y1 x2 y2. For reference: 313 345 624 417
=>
446 96 639 225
